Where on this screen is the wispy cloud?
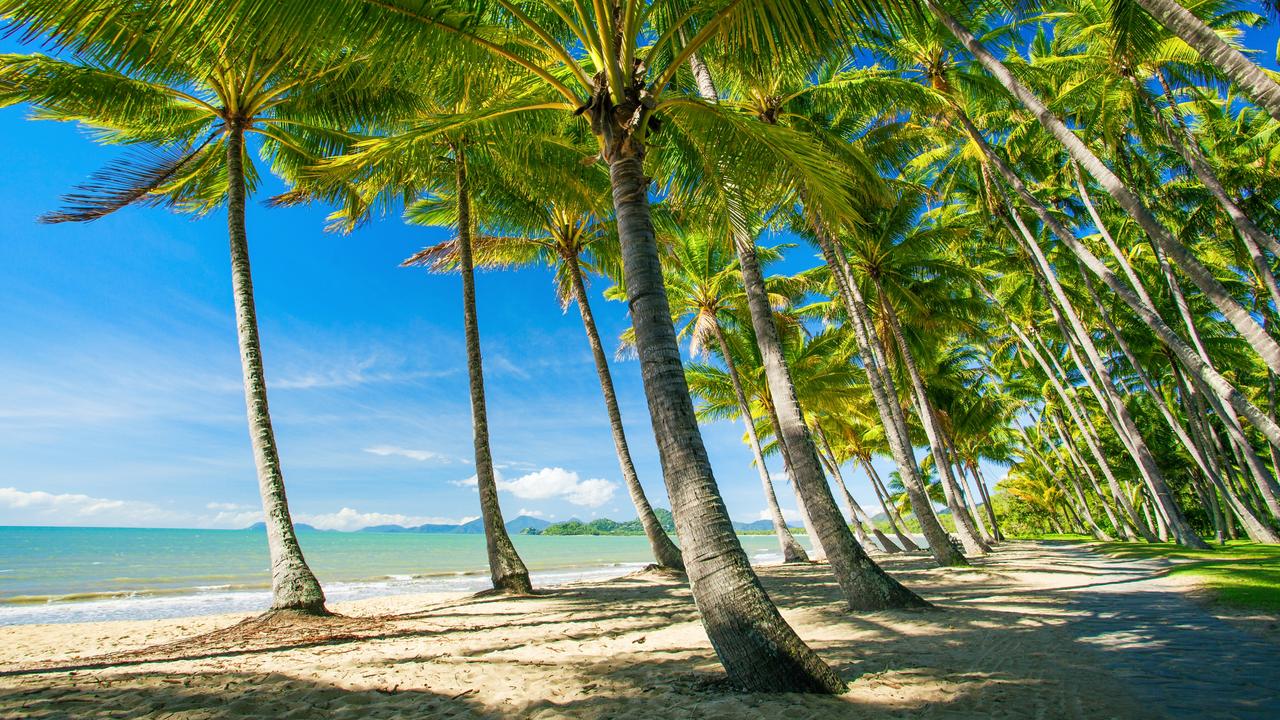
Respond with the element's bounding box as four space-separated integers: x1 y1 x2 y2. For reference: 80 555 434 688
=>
0 487 480 531
295 507 470 532
363 445 463 463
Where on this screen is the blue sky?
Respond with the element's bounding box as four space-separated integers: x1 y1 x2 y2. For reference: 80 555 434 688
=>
0 93 940 531
11 10 1278 533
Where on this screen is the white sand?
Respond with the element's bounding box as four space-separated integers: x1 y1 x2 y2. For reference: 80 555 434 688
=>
0 543 1200 718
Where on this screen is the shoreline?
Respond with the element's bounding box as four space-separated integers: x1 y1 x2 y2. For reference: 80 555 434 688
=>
8 543 1265 718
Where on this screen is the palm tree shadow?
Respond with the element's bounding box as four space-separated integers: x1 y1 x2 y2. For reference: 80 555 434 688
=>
2 670 504 719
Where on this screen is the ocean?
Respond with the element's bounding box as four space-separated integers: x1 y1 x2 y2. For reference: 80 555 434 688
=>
0 526 803 625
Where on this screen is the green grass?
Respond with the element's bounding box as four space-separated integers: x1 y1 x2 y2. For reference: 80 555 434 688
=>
1093 541 1280 613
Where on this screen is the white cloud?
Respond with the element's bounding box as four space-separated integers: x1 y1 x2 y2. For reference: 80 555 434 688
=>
294 507 466 532
517 508 552 519
450 474 480 488
363 445 459 463
756 507 802 523
498 467 617 508
0 488 473 532
0 487 268 529
0 487 199 527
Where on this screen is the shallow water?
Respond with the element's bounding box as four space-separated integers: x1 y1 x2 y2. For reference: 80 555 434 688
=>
0 526 802 625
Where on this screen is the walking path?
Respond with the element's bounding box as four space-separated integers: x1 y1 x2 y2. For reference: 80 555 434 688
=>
980 542 1279 720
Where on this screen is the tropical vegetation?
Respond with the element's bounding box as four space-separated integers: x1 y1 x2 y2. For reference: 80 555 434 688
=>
3 0 1280 695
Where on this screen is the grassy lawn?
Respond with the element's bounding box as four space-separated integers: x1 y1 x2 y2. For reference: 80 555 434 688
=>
1093 541 1280 613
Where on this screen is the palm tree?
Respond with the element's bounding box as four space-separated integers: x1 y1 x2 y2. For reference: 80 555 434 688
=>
1130 0 1280 122
0 31 408 613
653 229 809 563
398 167 684 572
678 55 931 604
162 0 862 690
402 142 533 594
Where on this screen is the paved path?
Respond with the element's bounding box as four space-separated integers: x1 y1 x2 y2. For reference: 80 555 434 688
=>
1010 543 1278 720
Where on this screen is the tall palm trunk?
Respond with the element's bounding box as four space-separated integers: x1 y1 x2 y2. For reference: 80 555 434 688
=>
1008 320 1148 540
454 147 532 594
712 324 808 563
566 259 684 571
690 52 923 607
815 430 902 553
956 106 1280 457
1048 412 1123 539
1007 202 1205 547
968 464 1003 542
605 140 844 693
864 458 922 551
761 401 828 563
1132 0 1280 122
814 225 965 565
876 281 989 555
1149 241 1280 521
226 122 326 615
931 1 1280 377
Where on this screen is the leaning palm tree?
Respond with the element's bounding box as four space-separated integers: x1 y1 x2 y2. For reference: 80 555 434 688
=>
302 83 546 593
396 162 684 572
0 31 410 614
11 0 881 692
650 228 809 563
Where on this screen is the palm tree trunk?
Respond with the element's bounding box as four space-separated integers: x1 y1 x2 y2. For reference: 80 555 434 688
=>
1132 0 1280 122
1147 72 1280 308
454 147 533 594
226 122 326 615
812 224 965 565
1009 320 1149 540
690 64 922 606
712 324 809 563
815 427 902 553
969 464 1003 542
762 401 827 563
876 281 989 555
931 1 1280 376
605 142 844 693
958 106 1280 456
566 259 684 571
864 459 922 551
1048 413 1123 539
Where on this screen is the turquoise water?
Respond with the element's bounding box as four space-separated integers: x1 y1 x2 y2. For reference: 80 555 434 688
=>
0 527 800 625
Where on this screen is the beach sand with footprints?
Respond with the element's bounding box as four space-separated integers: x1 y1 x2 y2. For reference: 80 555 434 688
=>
4 542 1276 719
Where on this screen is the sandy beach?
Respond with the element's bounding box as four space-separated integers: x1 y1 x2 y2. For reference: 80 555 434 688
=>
3 541 1277 719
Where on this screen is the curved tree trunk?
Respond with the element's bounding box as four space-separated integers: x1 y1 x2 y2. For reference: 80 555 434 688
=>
1047 413 1123 540
689 51 923 606
816 431 902 553
712 324 808 563
226 122 326 615
1133 0 1280 122
864 459 922 551
931 1 1280 377
876 282 989 555
605 142 845 693
957 105 1280 468
813 226 965 565
969 464 1004 542
762 401 828 563
566 259 684 571
454 147 533 594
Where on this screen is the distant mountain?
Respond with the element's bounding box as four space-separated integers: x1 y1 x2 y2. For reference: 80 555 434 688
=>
731 519 777 532
245 522 323 532
505 515 552 534
357 515 549 534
